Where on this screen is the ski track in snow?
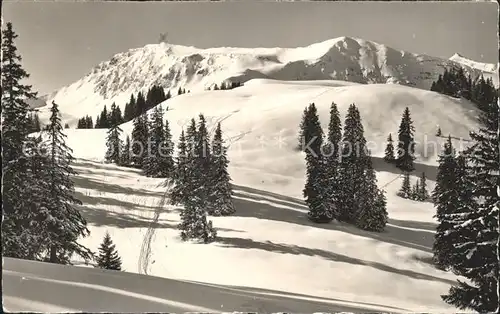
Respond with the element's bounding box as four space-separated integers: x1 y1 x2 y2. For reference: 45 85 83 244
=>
138 183 171 275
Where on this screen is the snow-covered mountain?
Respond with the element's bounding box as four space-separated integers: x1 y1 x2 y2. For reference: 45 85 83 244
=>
39 36 497 126
449 52 498 73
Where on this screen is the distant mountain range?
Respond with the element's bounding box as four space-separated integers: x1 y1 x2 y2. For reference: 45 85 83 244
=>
33 36 498 125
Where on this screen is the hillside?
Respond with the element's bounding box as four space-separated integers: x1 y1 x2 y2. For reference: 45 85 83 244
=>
22 78 484 312
36 36 497 126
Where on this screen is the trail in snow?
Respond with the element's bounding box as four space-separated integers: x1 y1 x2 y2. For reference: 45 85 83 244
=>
138 182 172 275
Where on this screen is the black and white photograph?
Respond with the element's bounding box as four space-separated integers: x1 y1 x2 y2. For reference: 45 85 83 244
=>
2 1 499 312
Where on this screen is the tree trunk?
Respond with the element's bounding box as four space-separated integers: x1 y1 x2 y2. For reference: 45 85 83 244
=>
49 245 57 263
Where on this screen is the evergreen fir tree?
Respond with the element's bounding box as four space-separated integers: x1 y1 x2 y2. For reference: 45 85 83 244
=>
419 172 429 201
303 103 333 223
105 124 123 164
193 114 213 211
297 106 309 151
158 117 175 177
95 232 122 271
175 117 217 243
432 136 459 269
34 113 41 131
124 94 136 122
323 102 342 218
1 22 41 258
99 105 109 128
396 107 416 172
440 101 499 312
131 114 149 168
120 135 131 167
398 172 411 199
2 135 43 259
411 179 420 201
1 21 37 170
208 122 235 216
86 116 94 129
143 106 173 177
95 115 101 129
42 101 92 264
135 92 146 116
384 133 395 163
169 130 188 206
185 118 198 160
356 162 388 232
436 126 442 137
338 104 369 223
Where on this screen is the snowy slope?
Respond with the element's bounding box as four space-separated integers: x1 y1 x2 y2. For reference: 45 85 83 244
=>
20 79 481 311
38 36 497 127
4 257 375 312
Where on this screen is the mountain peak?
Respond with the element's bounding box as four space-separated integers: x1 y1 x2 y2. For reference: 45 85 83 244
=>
42 37 498 126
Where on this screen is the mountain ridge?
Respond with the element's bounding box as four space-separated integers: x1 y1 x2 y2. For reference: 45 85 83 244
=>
37 36 497 126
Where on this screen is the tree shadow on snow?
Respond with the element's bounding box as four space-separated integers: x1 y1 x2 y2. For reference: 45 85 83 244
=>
387 218 437 232
77 205 176 229
74 167 136 180
216 236 455 286
371 157 438 182
74 191 160 212
72 176 164 198
231 191 434 253
74 159 143 174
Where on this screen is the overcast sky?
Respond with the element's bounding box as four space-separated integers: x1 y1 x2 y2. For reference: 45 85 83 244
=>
3 1 498 95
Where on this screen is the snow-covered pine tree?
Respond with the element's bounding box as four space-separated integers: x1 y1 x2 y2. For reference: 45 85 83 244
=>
143 105 164 177
131 113 149 169
1 22 41 258
3 135 49 259
169 129 188 206
95 115 101 129
194 114 213 211
436 126 442 137
396 107 416 172
95 232 122 271
323 102 342 217
136 92 147 116
178 192 217 243
158 117 175 178
105 124 123 164
185 118 198 158
42 101 93 264
411 179 420 201
355 157 388 232
109 102 123 126
398 172 411 199
120 135 131 167
303 103 333 223
297 106 309 151
338 104 369 223
419 172 429 201
208 122 235 216
432 136 459 270
384 133 395 163
124 94 136 122
99 105 109 129
177 120 217 242
441 101 499 312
